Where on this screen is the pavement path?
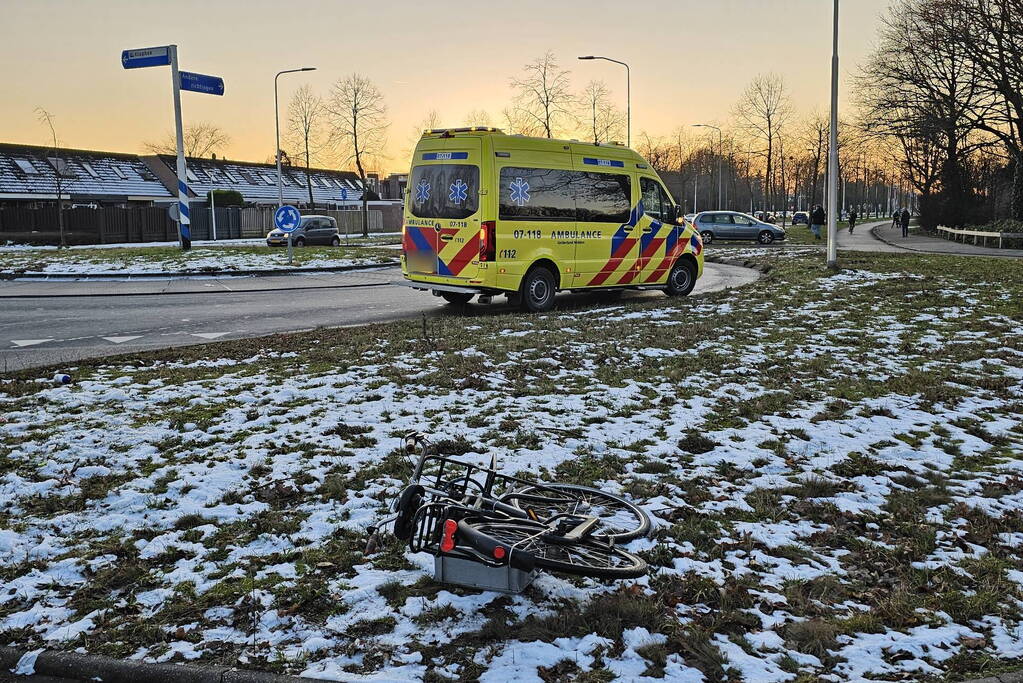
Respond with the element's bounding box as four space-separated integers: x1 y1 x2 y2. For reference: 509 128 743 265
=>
871 221 1023 257
0 262 760 373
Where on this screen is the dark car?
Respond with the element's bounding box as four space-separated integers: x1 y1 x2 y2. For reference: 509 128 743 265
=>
792 211 809 225
266 215 341 247
694 211 787 245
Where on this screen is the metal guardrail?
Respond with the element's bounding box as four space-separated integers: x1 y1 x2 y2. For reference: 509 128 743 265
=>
937 225 1023 249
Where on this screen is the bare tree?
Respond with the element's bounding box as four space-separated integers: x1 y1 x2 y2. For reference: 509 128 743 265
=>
733 74 791 209
580 80 625 144
636 132 673 172
509 51 576 138
954 0 1023 219
143 121 230 158
405 109 441 160
35 108 70 248
286 85 329 209
856 0 994 227
465 109 492 127
327 74 389 237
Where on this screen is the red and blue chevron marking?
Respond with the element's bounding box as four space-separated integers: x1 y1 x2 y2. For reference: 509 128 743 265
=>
403 224 479 276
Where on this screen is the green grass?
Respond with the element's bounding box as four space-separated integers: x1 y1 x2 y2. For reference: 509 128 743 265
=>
1 248 1021 680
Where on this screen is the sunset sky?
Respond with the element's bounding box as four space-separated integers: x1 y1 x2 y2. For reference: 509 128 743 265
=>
2 0 891 173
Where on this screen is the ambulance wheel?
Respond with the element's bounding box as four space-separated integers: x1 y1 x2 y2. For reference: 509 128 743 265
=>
440 292 473 305
520 266 557 312
700 230 714 244
665 259 697 297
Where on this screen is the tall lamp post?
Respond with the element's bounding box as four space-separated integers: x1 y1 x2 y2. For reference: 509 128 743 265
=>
275 67 316 208
578 55 630 148
826 0 840 269
693 124 722 210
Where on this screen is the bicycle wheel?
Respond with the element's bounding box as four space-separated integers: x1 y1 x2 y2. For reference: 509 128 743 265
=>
500 484 650 543
457 517 647 579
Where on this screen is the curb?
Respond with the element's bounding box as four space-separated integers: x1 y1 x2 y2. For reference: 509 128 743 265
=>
0 646 314 682
0 261 398 281
703 254 774 276
870 224 926 253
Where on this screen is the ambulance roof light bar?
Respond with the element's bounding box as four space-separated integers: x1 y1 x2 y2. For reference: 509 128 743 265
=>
422 126 504 138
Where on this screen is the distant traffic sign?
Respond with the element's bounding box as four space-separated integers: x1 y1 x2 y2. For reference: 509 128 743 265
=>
340 187 349 201
274 205 301 233
179 71 225 96
121 46 171 69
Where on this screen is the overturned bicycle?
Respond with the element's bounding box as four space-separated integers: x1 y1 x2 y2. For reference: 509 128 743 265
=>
368 433 650 593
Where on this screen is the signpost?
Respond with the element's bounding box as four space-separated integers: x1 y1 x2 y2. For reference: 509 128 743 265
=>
339 187 350 244
121 46 171 69
122 44 224 251
180 71 226 96
274 204 301 265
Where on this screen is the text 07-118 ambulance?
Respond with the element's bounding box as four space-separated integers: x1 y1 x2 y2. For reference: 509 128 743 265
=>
399 127 704 313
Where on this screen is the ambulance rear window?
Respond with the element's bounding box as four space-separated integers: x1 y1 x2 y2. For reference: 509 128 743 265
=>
409 164 479 219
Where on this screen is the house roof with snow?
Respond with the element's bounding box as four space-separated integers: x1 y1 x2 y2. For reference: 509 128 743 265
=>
144 155 365 206
0 143 173 202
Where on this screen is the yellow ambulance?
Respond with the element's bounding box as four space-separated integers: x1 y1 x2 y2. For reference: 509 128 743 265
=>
400 128 703 312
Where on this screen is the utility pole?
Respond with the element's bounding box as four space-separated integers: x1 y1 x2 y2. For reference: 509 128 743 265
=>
826 0 840 268
578 56 630 147
693 124 722 210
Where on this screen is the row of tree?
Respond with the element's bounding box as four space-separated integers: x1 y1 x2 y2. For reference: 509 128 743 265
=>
151 38 1016 228
143 76 387 236
856 0 1023 229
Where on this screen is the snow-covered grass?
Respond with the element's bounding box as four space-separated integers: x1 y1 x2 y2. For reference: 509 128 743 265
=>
0 243 397 274
1 251 1021 681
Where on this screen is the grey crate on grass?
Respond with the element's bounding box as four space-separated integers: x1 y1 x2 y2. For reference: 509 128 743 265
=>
434 555 536 593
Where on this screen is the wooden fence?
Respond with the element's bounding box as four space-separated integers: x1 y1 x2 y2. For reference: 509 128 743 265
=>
936 225 1023 249
0 205 393 246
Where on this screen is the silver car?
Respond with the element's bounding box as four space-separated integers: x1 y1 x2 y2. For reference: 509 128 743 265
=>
693 211 787 245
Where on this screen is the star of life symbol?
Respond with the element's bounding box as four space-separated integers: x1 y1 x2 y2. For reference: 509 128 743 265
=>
509 177 530 206
449 179 468 204
415 179 431 203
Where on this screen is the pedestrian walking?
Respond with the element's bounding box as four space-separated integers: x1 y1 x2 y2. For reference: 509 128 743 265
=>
810 205 825 241
892 210 900 229
848 209 857 234
900 208 911 238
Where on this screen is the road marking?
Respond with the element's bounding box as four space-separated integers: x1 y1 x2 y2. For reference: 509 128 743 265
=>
103 336 143 344
191 332 230 340
11 339 53 347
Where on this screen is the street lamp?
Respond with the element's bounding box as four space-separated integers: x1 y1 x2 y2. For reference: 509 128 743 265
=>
693 124 722 210
826 0 840 268
578 55 630 147
275 67 316 208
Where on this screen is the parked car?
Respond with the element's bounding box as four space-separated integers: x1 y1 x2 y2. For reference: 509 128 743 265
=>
792 211 809 225
266 215 341 247
694 211 787 245
683 213 697 224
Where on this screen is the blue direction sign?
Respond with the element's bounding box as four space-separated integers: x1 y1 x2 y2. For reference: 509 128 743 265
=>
179 71 225 96
121 46 171 69
340 187 349 201
274 205 302 233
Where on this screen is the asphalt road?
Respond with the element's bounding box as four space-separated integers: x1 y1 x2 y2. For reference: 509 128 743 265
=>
0 262 760 373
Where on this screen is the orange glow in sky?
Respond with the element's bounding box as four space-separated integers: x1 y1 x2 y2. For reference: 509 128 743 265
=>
1 0 890 173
